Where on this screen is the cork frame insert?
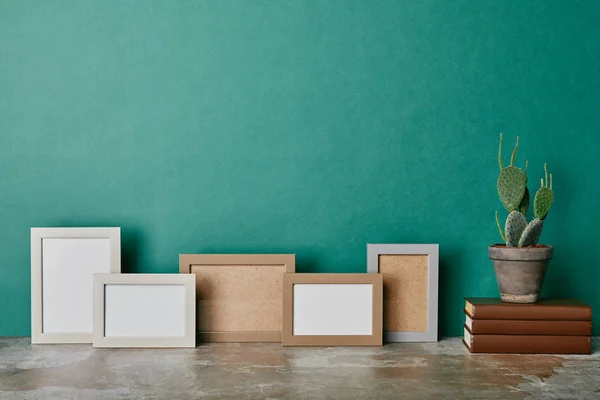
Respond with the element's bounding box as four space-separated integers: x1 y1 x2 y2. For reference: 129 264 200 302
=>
367 244 439 342
179 254 295 342
282 273 383 346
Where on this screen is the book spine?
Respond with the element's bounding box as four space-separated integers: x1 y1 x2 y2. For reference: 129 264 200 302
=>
468 334 591 354
472 305 592 321
469 319 592 335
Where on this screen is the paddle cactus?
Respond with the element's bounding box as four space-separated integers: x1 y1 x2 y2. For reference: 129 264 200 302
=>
505 211 527 247
498 166 527 212
534 164 554 220
495 134 554 247
518 218 544 247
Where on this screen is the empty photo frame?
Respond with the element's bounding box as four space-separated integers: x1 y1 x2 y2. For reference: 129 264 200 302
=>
93 274 196 348
282 274 383 346
31 227 121 344
179 254 295 342
367 244 439 342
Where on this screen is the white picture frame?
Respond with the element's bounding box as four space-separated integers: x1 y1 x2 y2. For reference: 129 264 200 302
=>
367 244 439 342
93 274 196 348
31 227 121 344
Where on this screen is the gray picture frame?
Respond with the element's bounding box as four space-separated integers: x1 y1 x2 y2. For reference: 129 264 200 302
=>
367 244 439 342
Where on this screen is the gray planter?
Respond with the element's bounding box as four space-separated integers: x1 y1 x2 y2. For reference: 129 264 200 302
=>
488 245 553 303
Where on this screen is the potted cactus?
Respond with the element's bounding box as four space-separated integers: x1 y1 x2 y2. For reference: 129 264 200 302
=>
489 134 554 303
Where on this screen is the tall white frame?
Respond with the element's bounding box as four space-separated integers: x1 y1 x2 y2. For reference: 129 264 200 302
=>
367 244 439 342
93 274 196 348
31 227 121 344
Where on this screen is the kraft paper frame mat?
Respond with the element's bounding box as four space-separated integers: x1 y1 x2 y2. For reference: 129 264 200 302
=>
282 273 383 347
367 244 439 343
179 254 295 342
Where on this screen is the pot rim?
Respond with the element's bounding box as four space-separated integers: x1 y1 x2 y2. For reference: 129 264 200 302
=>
490 244 553 249
488 244 553 261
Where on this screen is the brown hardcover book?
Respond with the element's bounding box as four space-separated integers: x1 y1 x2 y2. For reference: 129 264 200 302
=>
464 311 592 335
464 298 592 321
463 326 591 354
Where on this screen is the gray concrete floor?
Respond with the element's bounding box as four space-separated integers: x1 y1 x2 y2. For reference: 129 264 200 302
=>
0 337 598 400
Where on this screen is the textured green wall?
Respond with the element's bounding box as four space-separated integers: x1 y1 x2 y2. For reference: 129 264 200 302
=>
1 1 599 337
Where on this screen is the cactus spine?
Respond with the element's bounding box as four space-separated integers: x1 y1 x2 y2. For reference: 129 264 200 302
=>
495 134 554 247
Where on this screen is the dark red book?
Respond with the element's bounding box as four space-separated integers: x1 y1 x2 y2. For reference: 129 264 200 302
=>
463 325 591 354
465 298 592 321
464 310 592 335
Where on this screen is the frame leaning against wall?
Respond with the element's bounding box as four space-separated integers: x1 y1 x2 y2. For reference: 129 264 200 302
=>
93 273 196 348
31 227 121 344
367 244 439 343
282 273 383 347
179 254 295 342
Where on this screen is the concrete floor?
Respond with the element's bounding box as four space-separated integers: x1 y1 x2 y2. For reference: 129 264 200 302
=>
0 337 598 400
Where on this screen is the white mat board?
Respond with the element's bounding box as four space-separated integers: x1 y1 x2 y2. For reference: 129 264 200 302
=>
42 238 111 334
104 284 187 337
292 284 373 336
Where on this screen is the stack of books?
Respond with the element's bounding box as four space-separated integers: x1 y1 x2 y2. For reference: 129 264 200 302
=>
463 298 592 354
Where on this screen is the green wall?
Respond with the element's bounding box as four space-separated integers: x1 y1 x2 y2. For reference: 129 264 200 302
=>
1 1 599 337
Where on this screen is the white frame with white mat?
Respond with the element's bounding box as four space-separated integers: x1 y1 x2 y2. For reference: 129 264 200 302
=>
93 273 196 348
31 227 121 344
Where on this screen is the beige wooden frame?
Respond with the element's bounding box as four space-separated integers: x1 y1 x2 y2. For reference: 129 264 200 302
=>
93 273 196 348
31 227 121 344
282 273 383 346
179 254 295 342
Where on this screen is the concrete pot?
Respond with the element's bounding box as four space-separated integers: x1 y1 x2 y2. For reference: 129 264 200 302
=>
488 245 553 303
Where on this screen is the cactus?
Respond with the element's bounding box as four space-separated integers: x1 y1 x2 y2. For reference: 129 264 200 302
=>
533 164 554 220
519 187 530 214
497 167 527 211
495 211 505 241
495 134 554 247
505 211 527 247
518 218 544 247
518 160 530 213
497 135 527 212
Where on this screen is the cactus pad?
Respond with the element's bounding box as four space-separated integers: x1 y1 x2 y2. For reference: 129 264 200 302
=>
497 166 527 212
495 211 505 241
519 187 530 214
504 211 527 247
534 186 554 220
518 218 544 247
